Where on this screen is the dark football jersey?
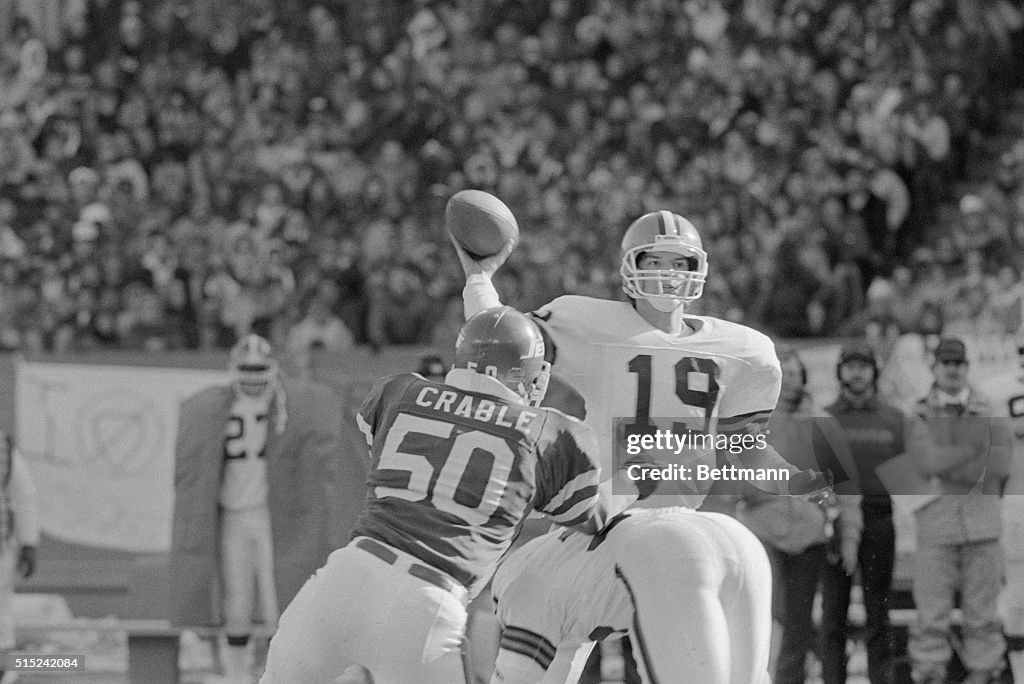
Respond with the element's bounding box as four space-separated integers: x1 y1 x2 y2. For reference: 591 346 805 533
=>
352 371 605 598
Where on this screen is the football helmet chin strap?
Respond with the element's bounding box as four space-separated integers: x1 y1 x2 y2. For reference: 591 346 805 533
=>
522 361 552 407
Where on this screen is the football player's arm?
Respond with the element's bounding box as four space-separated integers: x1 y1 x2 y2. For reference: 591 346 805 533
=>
461 265 563 383
717 349 827 495
543 644 593 684
463 273 504 319
718 410 820 495
491 637 580 684
533 418 640 536
355 376 390 468
717 414 812 495
453 232 514 319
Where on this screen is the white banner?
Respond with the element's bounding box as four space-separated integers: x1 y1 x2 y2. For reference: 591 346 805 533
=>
15 360 227 553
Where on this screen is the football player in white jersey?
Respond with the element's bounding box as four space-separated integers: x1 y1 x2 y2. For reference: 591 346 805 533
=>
221 334 286 681
456 211 825 684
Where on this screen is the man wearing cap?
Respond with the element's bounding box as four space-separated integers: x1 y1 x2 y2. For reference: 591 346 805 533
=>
821 341 908 684
907 336 1012 684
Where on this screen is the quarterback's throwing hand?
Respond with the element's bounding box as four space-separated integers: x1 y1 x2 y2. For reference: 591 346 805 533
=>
450 232 515 278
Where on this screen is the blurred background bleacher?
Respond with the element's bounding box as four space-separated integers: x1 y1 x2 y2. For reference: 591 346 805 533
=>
0 0 1021 361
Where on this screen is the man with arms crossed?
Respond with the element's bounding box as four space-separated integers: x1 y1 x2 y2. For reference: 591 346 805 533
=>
907 337 1011 684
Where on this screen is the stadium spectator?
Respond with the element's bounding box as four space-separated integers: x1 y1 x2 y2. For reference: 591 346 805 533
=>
889 265 925 334
752 234 825 338
285 293 355 357
821 342 908 684
0 0 1018 353
365 262 438 347
907 336 1012 684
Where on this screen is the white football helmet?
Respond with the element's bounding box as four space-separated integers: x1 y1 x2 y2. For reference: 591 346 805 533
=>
620 210 708 309
229 334 278 398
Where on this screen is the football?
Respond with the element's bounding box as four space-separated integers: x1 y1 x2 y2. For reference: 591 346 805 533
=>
445 189 519 258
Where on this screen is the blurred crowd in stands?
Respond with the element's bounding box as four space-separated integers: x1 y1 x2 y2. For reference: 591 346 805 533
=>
0 0 1023 358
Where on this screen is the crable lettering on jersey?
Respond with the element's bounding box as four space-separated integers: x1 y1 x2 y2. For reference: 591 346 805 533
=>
414 386 538 431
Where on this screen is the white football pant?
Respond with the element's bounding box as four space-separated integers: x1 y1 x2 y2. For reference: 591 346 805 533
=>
261 538 469 684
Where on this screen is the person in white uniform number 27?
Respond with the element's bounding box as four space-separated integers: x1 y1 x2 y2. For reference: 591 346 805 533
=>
220 334 287 680
456 210 831 684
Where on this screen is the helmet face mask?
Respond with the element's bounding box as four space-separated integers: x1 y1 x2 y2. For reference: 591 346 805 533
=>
229 334 278 398
524 362 551 406
620 212 708 308
454 307 551 406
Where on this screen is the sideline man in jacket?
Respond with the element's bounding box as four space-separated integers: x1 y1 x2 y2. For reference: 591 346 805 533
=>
822 341 907 683
908 336 1011 684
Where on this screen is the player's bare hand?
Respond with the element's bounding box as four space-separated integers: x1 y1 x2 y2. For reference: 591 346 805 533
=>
450 232 515 279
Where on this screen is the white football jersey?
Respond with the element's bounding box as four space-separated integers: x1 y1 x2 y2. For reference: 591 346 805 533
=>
492 506 773 676
220 391 273 511
534 296 782 506
492 514 640 652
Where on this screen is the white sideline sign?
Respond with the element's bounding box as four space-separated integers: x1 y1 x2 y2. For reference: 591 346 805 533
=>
14 360 226 553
